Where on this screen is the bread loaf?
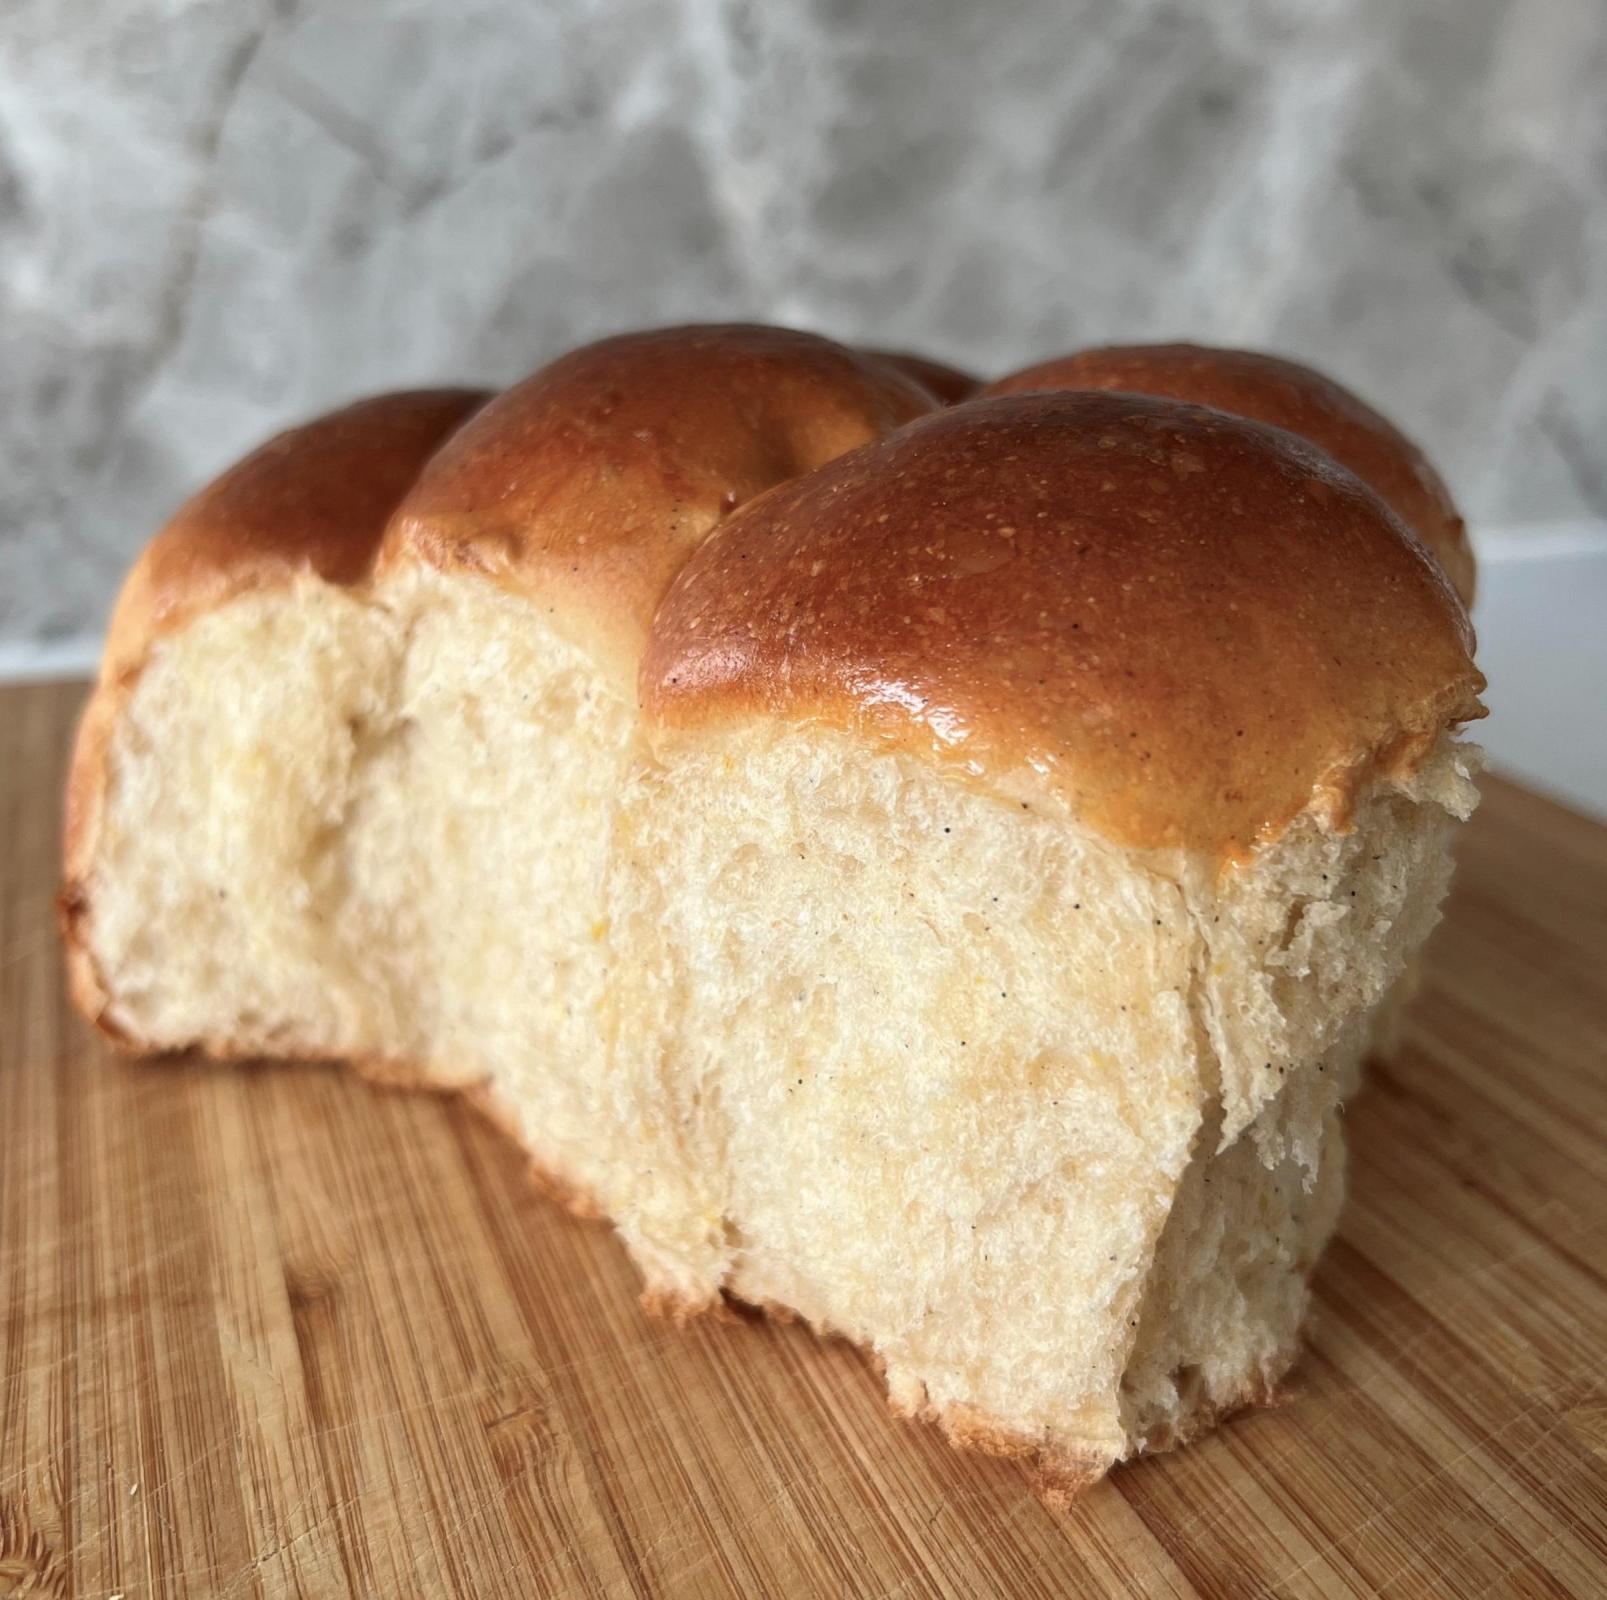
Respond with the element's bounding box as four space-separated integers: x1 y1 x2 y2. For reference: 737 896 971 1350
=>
62 324 1484 1500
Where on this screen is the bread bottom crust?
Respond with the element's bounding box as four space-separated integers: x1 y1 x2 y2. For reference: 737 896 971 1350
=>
85 1028 1296 1506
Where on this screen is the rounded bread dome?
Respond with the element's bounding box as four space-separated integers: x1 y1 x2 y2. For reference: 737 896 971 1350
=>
643 390 1485 858
985 343 1476 604
100 389 488 684
379 324 937 689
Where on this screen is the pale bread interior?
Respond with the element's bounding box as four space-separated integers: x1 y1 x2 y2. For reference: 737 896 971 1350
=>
79 571 1479 1480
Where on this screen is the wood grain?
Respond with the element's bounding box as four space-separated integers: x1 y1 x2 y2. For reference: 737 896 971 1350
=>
2 676 1603 1598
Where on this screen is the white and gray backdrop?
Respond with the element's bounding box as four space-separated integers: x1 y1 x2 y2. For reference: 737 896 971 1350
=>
3 0 1604 807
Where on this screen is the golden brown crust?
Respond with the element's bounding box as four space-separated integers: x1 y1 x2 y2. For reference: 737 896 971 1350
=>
986 343 1476 603
930 1405 1112 1507
348 1050 470 1092
99 390 490 686
643 391 1485 857
914 1361 1291 1506
379 325 936 693
61 391 486 1047
862 348 980 405
58 686 121 1034
720 1296 1286 1505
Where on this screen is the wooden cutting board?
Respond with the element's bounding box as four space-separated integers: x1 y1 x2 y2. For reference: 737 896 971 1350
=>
2 677 1604 1599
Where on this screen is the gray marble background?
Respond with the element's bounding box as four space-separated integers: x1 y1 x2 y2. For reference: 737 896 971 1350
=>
3 0 1605 653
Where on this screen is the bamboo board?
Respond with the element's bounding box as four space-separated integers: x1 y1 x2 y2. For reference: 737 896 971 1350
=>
2 677 1604 1598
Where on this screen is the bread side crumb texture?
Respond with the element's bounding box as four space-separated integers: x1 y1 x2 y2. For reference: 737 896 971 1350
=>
62 327 1485 1497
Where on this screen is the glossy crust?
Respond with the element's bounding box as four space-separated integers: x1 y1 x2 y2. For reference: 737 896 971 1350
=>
97 390 490 686
863 348 981 405
644 391 1485 857
380 325 936 693
986 343 1476 603
61 390 489 1037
